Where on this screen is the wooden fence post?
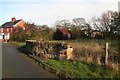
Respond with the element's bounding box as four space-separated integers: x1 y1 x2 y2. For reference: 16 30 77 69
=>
105 43 109 65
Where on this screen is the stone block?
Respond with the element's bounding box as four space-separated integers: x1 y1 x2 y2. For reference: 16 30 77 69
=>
26 40 73 60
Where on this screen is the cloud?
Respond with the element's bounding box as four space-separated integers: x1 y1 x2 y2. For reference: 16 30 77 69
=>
0 0 119 27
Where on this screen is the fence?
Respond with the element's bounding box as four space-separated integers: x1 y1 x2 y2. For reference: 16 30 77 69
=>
73 42 119 71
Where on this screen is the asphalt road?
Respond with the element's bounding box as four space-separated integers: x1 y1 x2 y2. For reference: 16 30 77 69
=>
0 43 2 79
2 43 58 78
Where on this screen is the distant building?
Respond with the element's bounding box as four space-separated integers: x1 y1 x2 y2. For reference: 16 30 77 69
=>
82 29 102 38
118 1 120 12
0 17 27 42
91 30 101 38
54 28 72 40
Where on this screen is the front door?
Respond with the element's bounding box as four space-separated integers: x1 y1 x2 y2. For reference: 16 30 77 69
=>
3 35 5 39
4 33 10 40
0 33 3 39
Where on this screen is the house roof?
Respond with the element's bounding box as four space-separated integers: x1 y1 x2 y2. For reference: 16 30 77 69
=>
59 28 72 34
1 19 22 28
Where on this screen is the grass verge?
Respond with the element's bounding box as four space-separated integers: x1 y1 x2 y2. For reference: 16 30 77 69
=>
46 59 119 78
10 41 26 46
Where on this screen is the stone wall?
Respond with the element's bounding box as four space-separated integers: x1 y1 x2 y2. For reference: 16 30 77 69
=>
26 40 73 60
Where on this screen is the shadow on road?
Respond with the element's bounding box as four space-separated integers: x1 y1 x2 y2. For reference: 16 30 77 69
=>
17 45 30 56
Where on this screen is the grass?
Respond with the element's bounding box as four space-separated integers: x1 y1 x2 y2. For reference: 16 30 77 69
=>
46 59 119 78
10 41 26 46
54 39 119 47
54 39 119 54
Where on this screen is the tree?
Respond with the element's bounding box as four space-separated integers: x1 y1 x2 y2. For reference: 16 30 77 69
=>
92 11 120 39
11 23 52 42
72 18 91 30
11 27 28 42
72 18 86 28
71 18 92 39
53 18 92 39
69 25 81 39
54 19 71 28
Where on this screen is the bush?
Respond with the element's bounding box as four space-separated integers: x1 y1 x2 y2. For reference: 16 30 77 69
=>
73 42 103 64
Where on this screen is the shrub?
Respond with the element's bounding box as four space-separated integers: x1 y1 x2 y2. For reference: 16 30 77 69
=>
72 42 103 64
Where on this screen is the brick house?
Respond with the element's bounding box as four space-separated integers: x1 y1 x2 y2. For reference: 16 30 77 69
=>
0 17 27 42
54 28 72 40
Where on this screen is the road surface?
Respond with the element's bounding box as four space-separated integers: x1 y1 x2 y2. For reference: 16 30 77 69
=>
2 43 58 78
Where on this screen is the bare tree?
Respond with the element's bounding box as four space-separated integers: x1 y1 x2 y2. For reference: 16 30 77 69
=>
92 11 120 39
54 19 71 28
72 18 89 30
72 18 86 26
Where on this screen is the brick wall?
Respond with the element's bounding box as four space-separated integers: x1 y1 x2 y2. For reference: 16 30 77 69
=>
13 20 27 29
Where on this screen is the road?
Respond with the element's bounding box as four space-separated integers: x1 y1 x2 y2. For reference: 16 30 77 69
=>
2 43 58 78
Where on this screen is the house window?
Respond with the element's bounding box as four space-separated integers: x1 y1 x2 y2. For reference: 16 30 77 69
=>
1 28 3 32
11 28 13 31
0 33 3 39
7 28 9 32
23 28 25 30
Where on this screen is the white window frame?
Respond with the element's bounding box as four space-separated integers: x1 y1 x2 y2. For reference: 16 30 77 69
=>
11 28 13 31
1 28 3 32
7 28 9 32
23 28 25 30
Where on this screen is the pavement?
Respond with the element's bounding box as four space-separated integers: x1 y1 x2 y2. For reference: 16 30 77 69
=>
2 43 58 78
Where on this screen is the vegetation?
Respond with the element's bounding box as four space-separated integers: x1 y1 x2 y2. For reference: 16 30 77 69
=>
10 11 120 42
53 39 119 54
92 11 120 39
10 10 119 78
53 11 120 40
11 41 26 46
51 39 119 71
11 23 54 42
46 59 119 78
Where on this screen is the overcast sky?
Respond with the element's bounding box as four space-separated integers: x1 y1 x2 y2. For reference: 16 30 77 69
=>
0 0 119 27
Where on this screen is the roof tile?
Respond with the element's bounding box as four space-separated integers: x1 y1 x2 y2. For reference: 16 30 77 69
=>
1 19 22 28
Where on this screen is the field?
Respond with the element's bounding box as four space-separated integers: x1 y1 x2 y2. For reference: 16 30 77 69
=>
57 39 119 46
54 39 119 55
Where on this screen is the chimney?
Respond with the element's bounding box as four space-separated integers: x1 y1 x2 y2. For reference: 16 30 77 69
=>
12 17 16 22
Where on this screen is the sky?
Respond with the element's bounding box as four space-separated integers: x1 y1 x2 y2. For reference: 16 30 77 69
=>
0 0 119 27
